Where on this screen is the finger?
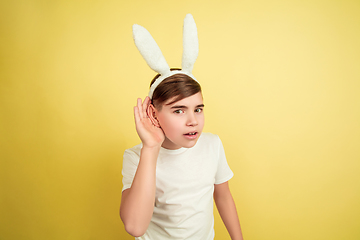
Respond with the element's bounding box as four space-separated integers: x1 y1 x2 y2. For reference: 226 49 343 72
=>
134 106 140 124
137 98 144 119
142 96 150 118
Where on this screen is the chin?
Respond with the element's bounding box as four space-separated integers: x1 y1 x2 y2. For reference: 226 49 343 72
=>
182 138 200 149
164 133 201 149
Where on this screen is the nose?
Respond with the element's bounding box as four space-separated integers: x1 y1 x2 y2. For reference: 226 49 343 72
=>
186 112 198 126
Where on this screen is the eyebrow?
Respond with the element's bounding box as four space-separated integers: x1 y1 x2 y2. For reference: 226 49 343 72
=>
170 104 205 109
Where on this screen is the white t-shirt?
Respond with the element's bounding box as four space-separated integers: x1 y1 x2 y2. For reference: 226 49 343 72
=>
122 132 234 240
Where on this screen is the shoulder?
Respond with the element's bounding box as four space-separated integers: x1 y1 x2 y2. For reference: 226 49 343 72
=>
123 143 142 162
199 132 222 144
195 132 223 151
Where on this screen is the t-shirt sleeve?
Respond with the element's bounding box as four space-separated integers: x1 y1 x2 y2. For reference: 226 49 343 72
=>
121 148 140 192
214 135 234 184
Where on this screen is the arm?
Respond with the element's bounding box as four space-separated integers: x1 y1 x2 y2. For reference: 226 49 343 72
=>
214 181 244 240
120 97 165 237
120 146 159 237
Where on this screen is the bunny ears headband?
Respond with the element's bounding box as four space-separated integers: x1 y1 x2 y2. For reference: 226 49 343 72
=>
132 14 199 99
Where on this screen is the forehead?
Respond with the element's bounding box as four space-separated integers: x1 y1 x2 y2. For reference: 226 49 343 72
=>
164 92 203 107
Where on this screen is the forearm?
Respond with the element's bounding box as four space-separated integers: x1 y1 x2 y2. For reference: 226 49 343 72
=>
214 182 243 240
120 146 160 237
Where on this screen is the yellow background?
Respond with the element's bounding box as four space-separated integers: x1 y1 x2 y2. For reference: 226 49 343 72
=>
1 0 359 239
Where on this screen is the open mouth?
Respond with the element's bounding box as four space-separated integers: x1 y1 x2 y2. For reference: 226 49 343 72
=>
184 132 198 139
185 132 197 136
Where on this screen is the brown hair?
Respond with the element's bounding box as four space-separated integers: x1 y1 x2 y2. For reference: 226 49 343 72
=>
150 69 201 110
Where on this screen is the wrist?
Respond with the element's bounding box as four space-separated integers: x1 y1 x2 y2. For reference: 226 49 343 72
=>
142 144 161 151
140 145 161 164
141 145 161 156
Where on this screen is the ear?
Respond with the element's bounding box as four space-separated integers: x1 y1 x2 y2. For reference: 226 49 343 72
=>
147 104 161 128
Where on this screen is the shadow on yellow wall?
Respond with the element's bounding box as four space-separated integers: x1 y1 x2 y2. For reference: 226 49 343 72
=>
1 0 359 239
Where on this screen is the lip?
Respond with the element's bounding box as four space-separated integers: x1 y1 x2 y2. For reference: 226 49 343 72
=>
184 131 198 139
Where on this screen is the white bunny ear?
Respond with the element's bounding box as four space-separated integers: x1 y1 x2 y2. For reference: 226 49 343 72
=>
181 14 199 73
132 24 170 75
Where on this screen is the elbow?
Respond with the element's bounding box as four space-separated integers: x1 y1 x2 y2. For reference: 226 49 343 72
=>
120 211 147 237
123 222 147 237
124 222 146 237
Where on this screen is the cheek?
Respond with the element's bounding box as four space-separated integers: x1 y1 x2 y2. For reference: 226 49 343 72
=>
158 115 175 130
159 117 183 136
199 116 205 128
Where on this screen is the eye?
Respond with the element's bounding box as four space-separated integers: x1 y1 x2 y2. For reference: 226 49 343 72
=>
195 108 203 113
174 109 184 114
